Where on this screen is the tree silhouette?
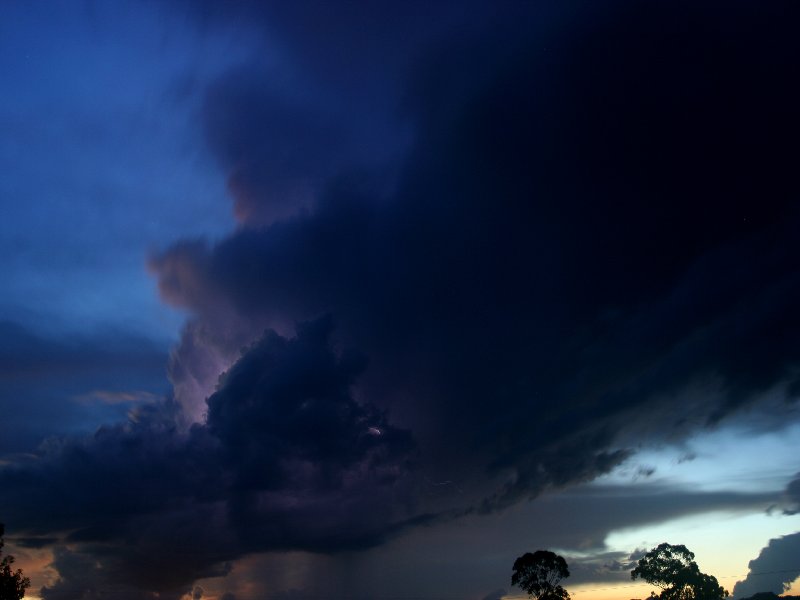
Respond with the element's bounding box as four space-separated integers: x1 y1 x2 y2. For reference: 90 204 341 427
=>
631 543 728 600
512 550 571 600
0 523 30 600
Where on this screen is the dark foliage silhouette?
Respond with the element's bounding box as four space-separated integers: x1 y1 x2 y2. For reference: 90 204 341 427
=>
631 543 728 600
0 524 30 600
511 550 571 600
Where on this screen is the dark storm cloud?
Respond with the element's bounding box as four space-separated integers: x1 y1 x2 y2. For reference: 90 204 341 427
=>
152 0 800 514
40 546 166 600
202 67 350 225
515 484 777 561
183 0 538 227
255 483 777 600
40 544 222 600
1 320 415 597
180 0 481 88
206 317 412 494
0 321 168 454
565 548 642 588
203 317 419 554
5 1 800 598
10 536 58 549
732 533 800 598
781 472 800 515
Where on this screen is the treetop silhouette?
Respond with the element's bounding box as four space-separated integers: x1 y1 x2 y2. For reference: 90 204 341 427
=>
512 550 571 600
0 523 30 600
631 542 728 600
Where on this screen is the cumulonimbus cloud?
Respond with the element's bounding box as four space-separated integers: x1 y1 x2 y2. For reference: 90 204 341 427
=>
733 532 800 598
152 0 800 513
3 1 800 598
2 319 417 598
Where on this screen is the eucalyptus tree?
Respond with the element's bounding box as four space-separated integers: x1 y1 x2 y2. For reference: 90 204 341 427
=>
512 550 571 600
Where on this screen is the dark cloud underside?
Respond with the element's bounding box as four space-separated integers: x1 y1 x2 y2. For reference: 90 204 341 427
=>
153 0 800 507
2 321 416 599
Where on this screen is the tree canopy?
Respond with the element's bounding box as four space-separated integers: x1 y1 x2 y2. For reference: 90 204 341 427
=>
0 523 30 600
512 550 571 600
631 543 728 600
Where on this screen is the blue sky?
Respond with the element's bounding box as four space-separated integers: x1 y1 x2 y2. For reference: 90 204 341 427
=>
0 1 237 340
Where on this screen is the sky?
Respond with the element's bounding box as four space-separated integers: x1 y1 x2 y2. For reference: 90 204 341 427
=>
1 2 800 599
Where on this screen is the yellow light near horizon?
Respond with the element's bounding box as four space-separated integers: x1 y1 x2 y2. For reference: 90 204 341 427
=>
498 511 800 600
784 576 800 595
500 584 654 600
568 580 653 600
604 510 800 596
503 575 800 600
